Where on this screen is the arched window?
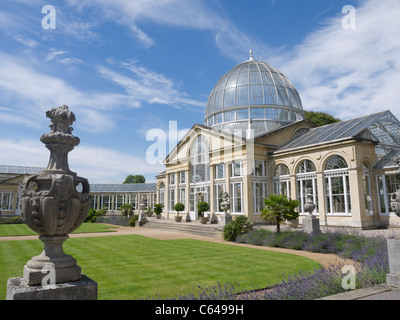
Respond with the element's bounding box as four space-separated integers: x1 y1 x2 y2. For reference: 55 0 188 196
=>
296 160 318 214
324 155 351 214
325 155 347 170
273 164 290 197
190 135 210 183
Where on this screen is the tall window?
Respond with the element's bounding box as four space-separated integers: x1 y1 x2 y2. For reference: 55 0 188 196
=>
169 173 175 185
377 173 400 214
115 195 123 210
253 182 267 214
362 162 372 215
296 160 318 214
169 189 175 211
253 160 267 177
158 182 165 209
273 164 290 197
0 192 13 211
230 182 243 213
215 164 224 180
179 171 185 184
190 135 210 183
324 155 351 215
179 187 186 205
231 161 242 177
101 195 111 210
214 184 225 213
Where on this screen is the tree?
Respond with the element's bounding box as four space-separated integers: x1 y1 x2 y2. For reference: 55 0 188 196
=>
174 203 185 217
123 174 146 184
260 194 300 234
120 203 134 220
304 111 340 127
197 201 209 217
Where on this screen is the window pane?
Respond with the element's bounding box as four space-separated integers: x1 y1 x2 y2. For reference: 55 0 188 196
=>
236 108 248 120
251 107 264 119
325 155 348 170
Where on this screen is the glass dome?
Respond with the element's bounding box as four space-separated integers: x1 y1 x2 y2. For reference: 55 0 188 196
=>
205 53 304 137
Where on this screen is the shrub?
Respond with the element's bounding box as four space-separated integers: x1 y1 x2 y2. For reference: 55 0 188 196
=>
85 208 103 223
236 229 272 246
223 215 252 241
154 204 164 214
0 216 24 224
129 214 138 227
174 203 185 216
197 202 209 215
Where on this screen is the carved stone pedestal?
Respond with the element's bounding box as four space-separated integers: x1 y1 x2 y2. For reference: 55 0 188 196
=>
23 235 81 285
303 215 321 234
218 213 232 229
386 239 400 288
7 275 97 300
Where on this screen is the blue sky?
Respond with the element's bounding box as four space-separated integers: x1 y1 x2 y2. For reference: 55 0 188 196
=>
1 0 399 183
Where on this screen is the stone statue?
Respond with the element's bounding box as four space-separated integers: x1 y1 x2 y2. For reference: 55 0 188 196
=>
20 105 90 285
218 191 232 229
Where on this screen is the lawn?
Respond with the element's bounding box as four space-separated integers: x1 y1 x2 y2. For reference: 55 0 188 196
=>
0 234 321 300
0 223 118 237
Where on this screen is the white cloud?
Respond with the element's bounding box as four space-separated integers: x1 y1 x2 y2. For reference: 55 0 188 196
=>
65 0 264 61
272 0 400 121
0 51 134 132
0 138 163 183
98 60 205 108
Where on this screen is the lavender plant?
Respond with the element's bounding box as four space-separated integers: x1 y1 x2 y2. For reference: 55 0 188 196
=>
161 229 390 300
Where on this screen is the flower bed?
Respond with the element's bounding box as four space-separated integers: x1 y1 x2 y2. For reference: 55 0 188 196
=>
162 229 390 300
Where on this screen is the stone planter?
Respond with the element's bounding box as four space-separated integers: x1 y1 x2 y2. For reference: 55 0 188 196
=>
175 216 182 222
200 217 209 224
155 213 162 219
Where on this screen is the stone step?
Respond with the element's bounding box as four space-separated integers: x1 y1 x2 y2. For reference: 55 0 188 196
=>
142 220 218 237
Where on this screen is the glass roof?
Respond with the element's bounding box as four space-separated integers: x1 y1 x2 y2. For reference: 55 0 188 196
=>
0 165 45 183
204 57 304 137
89 183 157 193
205 59 303 116
277 110 400 159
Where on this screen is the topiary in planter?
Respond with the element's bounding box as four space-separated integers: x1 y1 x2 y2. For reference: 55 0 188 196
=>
174 203 185 216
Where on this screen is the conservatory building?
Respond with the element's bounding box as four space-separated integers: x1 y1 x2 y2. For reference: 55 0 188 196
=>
156 54 400 229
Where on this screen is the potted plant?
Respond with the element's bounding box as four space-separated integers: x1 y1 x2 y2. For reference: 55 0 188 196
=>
174 203 185 222
154 203 163 219
197 201 209 224
145 207 153 218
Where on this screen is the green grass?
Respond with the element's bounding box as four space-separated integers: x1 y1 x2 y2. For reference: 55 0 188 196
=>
0 223 118 237
0 235 321 300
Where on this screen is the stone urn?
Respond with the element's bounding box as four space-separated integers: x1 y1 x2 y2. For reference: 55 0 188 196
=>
20 105 90 285
218 192 232 228
302 188 320 234
390 191 400 217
